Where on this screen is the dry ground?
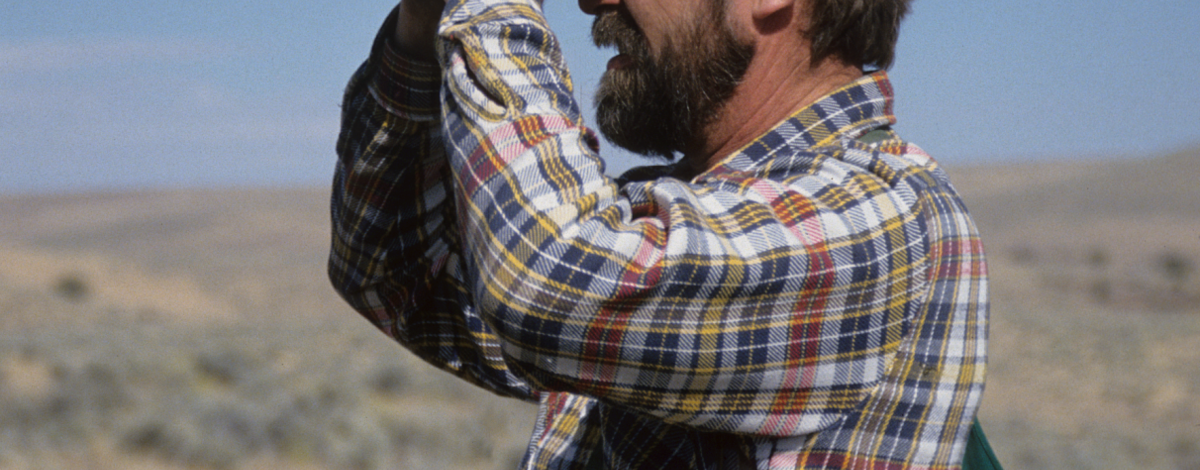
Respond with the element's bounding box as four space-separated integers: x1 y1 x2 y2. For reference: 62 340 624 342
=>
1 147 1198 469
944 148 1200 469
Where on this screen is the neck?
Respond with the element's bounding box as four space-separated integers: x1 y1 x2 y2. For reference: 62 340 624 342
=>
684 44 863 175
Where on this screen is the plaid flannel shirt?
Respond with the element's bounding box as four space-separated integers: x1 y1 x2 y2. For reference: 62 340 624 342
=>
329 1 988 468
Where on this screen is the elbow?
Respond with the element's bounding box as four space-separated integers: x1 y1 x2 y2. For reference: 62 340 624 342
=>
327 252 363 305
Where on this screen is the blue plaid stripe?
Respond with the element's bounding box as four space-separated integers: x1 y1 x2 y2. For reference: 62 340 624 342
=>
329 0 988 467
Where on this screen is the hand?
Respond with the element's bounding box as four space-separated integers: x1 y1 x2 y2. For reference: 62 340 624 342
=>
392 0 447 61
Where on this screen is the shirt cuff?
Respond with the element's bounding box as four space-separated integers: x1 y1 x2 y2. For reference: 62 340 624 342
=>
367 24 442 121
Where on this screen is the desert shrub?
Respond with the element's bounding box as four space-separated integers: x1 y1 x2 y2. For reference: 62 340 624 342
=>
266 386 392 469
368 365 409 395
121 404 269 469
1157 252 1193 290
1008 245 1038 265
67 363 129 411
52 273 88 302
1089 278 1111 303
0 323 536 470
1171 438 1200 470
194 351 256 386
1087 247 1108 269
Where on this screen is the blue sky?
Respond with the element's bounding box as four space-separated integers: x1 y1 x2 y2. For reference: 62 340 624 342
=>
2 0 1198 194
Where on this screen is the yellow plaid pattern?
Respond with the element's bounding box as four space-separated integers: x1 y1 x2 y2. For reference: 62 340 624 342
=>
329 2 988 468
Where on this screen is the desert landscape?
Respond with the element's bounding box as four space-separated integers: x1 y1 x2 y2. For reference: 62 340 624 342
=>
1 147 1198 469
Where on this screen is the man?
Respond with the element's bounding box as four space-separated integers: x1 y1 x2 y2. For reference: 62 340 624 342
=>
329 0 988 466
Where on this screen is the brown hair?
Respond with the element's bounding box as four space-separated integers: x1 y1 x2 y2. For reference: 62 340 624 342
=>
806 0 911 69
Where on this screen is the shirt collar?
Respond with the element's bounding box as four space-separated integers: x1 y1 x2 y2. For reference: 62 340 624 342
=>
701 71 897 177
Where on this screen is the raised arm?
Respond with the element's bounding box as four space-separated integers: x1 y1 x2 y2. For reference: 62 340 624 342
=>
329 3 536 401
433 0 932 436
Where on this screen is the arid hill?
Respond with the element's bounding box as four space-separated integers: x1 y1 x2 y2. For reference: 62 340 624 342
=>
1 146 1198 469
944 147 1200 469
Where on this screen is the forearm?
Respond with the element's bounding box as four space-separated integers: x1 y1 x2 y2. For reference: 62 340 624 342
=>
329 18 447 323
330 7 538 401
391 0 445 62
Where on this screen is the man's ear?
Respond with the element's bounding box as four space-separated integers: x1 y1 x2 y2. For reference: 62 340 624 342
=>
751 0 793 22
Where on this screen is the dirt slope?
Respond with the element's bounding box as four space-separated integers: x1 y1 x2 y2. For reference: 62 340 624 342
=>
1 147 1198 469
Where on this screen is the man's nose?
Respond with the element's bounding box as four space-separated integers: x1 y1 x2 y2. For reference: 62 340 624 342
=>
578 0 620 15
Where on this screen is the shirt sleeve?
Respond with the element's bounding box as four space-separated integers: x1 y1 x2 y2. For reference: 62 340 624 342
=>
432 0 934 437
329 6 537 401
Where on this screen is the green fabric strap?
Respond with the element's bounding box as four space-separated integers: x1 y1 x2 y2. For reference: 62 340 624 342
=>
857 127 892 144
962 418 1004 470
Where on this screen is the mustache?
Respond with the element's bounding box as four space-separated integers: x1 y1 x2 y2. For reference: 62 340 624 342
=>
591 10 647 57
